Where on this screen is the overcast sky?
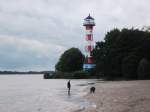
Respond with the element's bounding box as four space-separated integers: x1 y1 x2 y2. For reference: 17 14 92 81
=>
0 0 150 71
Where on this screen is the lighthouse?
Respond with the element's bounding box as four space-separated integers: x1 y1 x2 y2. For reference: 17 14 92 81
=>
83 14 96 70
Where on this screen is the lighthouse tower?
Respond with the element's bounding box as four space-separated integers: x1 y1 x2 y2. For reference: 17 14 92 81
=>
83 14 96 70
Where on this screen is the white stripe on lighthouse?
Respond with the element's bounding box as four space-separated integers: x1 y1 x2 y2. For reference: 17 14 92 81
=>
86 30 92 35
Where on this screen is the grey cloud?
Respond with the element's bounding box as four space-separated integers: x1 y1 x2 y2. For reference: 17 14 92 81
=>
0 35 65 71
0 0 150 70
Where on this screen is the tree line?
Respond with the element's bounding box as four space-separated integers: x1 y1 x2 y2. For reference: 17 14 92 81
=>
53 28 150 79
92 28 150 79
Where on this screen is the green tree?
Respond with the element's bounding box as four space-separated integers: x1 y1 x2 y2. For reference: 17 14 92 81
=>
55 48 84 72
137 58 150 79
122 55 140 79
92 28 150 79
91 41 106 74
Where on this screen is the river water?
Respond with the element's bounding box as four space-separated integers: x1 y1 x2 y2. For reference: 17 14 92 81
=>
0 75 95 112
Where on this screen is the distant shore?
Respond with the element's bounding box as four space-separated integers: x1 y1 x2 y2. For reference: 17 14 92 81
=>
76 80 150 112
0 71 53 75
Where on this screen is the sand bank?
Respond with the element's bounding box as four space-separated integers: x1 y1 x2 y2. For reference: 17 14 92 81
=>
80 80 150 112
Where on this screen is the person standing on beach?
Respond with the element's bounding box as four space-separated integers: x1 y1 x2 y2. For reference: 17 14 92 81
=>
67 80 71 95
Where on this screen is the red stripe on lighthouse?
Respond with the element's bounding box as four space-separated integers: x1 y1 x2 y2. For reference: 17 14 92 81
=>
85 45 93 52
86 35 93 41
87 57 94 64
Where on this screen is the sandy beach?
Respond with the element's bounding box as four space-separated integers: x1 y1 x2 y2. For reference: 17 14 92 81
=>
80 80 150 112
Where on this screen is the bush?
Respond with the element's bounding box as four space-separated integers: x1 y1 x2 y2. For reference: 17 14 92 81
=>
43 73 52 79
137 58 150 79
43 70 97 79
72 71 90 79
49 71 72 79
122 55 140 79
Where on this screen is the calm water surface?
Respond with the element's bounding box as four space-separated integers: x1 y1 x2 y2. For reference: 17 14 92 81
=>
0 75 95 112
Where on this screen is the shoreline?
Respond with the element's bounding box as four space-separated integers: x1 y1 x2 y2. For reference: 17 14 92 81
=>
75 80 150 112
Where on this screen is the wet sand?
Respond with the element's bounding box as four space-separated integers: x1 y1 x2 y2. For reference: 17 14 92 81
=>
80 80 150 112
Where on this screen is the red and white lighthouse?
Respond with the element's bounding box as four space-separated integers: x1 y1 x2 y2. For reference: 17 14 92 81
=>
83 14 96 70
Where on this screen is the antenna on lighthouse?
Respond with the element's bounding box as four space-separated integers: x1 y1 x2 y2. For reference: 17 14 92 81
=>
83 14 96 71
